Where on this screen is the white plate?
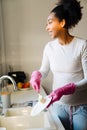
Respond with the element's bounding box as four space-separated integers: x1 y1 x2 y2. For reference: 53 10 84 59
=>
30 96 52 116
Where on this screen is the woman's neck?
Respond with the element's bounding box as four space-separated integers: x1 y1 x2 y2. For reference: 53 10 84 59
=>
58 30 74 45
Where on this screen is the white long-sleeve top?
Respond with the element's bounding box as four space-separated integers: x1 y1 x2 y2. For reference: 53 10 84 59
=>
39 37 87 106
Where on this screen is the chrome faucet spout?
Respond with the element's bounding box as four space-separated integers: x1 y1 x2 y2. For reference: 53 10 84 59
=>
0 75 17 91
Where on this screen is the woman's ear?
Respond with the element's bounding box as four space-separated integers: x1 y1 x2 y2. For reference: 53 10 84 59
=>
60 19 66 28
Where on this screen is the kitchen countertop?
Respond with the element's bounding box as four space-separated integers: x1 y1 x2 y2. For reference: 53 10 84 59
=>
11 87 46 104
11 86 65 130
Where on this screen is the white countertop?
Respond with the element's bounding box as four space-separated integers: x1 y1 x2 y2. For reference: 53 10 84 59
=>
11 87 65 130
11 87 46 104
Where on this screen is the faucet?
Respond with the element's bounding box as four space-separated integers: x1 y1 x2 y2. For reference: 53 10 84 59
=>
0 75 17 115
0 75 17 91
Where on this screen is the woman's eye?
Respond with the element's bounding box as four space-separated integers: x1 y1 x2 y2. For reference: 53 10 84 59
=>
46 20 53 27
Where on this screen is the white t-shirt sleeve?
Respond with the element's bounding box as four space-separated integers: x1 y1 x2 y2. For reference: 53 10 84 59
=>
39 44 50 79
76 40 87 90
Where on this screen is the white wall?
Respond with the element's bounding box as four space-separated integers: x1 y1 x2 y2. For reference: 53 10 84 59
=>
0 0 6 75
1 0 87 93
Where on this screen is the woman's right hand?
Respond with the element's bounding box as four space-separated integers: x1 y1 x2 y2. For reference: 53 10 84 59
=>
30 71 42 93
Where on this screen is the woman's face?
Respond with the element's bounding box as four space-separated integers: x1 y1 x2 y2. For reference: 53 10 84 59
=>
46 12 64 39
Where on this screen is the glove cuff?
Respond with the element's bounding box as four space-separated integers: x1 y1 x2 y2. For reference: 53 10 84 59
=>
31 71 42 79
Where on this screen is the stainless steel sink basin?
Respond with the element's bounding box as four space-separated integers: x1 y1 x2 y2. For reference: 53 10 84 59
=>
0 107 56 130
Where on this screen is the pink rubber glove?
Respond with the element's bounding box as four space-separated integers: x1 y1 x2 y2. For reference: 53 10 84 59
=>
30 71 42 93
47 83 76 108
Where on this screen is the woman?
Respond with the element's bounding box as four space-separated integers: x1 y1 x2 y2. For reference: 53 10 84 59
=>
30 0 87 129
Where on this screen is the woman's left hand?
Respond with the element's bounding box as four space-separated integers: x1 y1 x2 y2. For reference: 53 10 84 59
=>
47 83 76 108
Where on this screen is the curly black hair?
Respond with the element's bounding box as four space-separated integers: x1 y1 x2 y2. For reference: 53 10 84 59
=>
51 0 83 29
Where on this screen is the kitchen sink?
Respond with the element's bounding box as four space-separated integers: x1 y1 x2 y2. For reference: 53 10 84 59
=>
0 106 56 130
6 107 31 116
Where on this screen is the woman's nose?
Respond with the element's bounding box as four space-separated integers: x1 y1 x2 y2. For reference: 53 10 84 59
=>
46 25 49 32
